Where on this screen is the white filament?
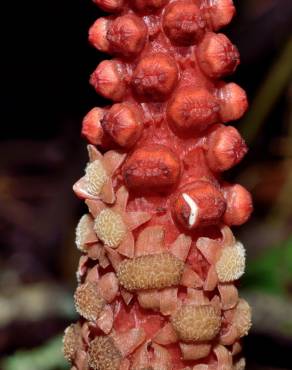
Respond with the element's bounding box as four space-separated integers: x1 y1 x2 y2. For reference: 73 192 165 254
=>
182 193 199 227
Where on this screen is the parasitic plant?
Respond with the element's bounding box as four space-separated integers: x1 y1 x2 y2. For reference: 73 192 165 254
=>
64 0 253 368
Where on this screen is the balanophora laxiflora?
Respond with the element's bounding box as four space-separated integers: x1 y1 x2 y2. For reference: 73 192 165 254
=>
65 0 253 368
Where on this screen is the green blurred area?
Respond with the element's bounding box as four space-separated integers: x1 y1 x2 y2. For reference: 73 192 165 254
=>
2 337 67 370
0 0 292 369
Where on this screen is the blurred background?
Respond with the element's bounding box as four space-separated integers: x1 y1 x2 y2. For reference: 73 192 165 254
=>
0 0 291 369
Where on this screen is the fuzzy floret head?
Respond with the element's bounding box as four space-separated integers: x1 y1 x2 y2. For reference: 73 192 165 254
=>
117 253 184 291
88 336 122 370
171 304 221 342
85 160 108 196
75 214 93 251
94 209 127 247
234 299 252 338
62 323 82 363
74 282 105 321
216 241 246 282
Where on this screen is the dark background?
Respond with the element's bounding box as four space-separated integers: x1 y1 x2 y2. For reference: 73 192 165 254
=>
0 0 292 369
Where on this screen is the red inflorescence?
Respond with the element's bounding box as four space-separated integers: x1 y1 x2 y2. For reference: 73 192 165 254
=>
66 0 253 369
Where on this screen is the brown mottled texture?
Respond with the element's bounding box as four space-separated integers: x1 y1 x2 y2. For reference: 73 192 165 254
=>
63 323 83 363
117 253 184 291
88 336 122 370
171 305 221 342
74 282 106 321
65 0 252 368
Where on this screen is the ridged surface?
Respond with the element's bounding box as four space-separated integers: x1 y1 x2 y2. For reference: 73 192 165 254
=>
65 0 253 369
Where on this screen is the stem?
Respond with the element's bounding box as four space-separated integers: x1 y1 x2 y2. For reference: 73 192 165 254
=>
240 38 292 144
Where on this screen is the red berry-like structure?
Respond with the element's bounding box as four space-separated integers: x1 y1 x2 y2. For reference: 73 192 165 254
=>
64 1 252 369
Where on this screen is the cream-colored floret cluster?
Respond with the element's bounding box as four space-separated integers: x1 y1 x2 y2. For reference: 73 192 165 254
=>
85 160 108 196
234 299 252 337
62 323 81 363
75 214 93 251
171 305 221 342
74 282 105 322
216 241 246 282
88 336 121 370
117 253 184 291
94 209 127 247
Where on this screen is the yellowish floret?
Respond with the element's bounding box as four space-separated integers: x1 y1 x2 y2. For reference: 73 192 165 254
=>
74 282 105 322
234 299 252 338
75 214 93 251
88 336 122 370
171 304 221 342
94 209 127 247
62 323 81 363
216 241 246 282
117 253 184 291
85 160 108 196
